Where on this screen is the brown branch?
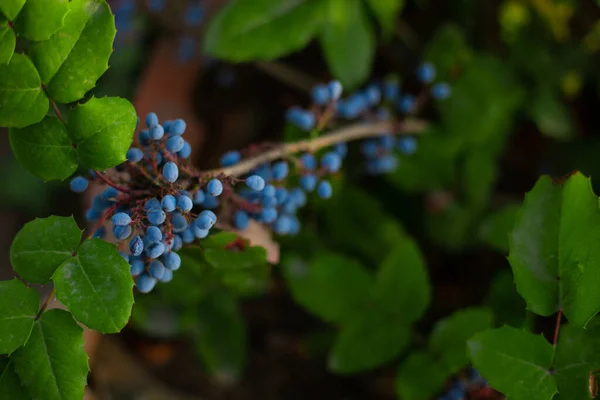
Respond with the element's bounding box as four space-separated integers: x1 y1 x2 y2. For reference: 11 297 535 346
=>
553 310 563 346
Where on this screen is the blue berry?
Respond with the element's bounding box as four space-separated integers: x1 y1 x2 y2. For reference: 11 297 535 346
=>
234 210 249 230
129 236 144 256
367 155 398 174
263 184 276 198
361 140 379 157
162 252 181 271
130 259 145 276
246 175 265 191
111 212 131 226
202 194 219 209
70 176 89 193
171 119 186 135
153 152 164 166
119 251 129 262
286 107 316 130
272 161 289 180
432 83 451 99
398 95 416 113
146 242 166 259
312 84 330 105
334 143 348 157
162 161 179 183
177 195 193 212
126 148 144 163
171 212 188 233
149 124 164 140
178 141 192 158
338 94 368 119
145 226 162 243
417 62 436 83
161 195 176 212
181 227 195 243
144 198 161 210
147 208 167 225
166 135 185 153
221 151 241 166
398 136 417 155
328 80 343 100
139 129 150 145
185 3 204 26
113 225 132 240
290 188 306 207
261 207 278 223
196 210 216 230
145 112 159 128
136 273 156 293
193 190 205 205
317 181 333 199
193 224 209 238
364 85 381 105
384 80 399 101
301 153 316 170
159 268 173 283
172 235 183 251
321 152 342 172
300 174 317 191
262 196 277 208
273 215 292 235
275 187 288 203
207 179 223 196
85 208 101 222
92 227 105 239
149 260 166 280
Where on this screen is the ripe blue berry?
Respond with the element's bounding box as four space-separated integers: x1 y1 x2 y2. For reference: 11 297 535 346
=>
364 85 381 105
300 174 317 191
145 112 159 128
145 226 162 243
113 225 132 240
171 119 187 135
162 252 181 271
397 136 417 155
275 187 288 203
149 260 166 280
234 210 249 230
261 207 278 223
272 161 289 180
146 242 166 258
301 153 316 170
111 212 131 226
85 209 101 222
177 195 193 212
193 224 209 238
207 179 223 196
166 135 185 153
334 143 348 157
144 198 161 210
312 84 330 105
417 62 436 83
321 152 342 172
286 107 316 131
185 3 204 26
398 95 416 113
317 181 333 199
127 148 144 163
92 227 105 239
263 184 276 198
139 129 150 145
147 208 167 225
384 80 399 101
162 161 179 183
246 175 265 191
290 188 306 207
221 151 241 166
172 235 183 251
328 80 343 100
171 212 188 233
338 94 368 119
178 141 192 158
262 196 277 208
70 176 89 193
431 83 451 99
273 215 292 235
130 259 145 276
159 268 173 283
136 273 156 293
193 190 205 205
196 210 216 230
161 195 176 212
130 236 144 256
149 124 164 140
181 227 195 243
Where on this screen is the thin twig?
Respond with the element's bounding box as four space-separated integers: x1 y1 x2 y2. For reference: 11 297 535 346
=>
199 118 428 178
553 310 563 346
94 171 134 193
36 288 55 320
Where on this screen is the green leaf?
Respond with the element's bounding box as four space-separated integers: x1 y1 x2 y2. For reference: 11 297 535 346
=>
53 239 134 333
508 173 600 326
468 326 557 400
0 279 39 355
485 269 527 328
423 24 471 81
201 232 238 249
461 148 498 210
365 0 404 37
0 357 28 400
320 0 375 88
12 309 89 400
478 203 521 253
28 0 115 103
282 253 373 324
395 351 448 400
9 116 78 181
0 53 48 128
0 22 15 64
14 0 69 41
329 311 411 374
193 292 246 382
429 308 493 373
204 0 324 62
0 0 26 21
10 215 81 284
67 96 136 170
372 237 431 323
529 85 574 140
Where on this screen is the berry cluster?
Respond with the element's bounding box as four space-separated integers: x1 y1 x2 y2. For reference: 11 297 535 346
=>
437 368 496 400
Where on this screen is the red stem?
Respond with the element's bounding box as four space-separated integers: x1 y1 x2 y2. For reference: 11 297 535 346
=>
553 310 563 346
94 171 132 193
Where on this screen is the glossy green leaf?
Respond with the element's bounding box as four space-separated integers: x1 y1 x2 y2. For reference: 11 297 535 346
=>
193 292 246 381
53 239 134 333
10 215 81 284
12 309 88 400
0 357 28 400
530 85 574 140
462 148 498 210
395 351 448 400
161 248 218 305
485 269 527 328
0 0 26 21
0 280 39 355
320 0 375 88
423 24 471 81
365 0 404 36
201 232 238 248
28 0 115 103
468 326 557 400
0 22 15 64
282 253 372 324
67 96 136 170
9 116 78 181
372 237 431 323
508 173 600 326
429 308 493 373
14 0 69 41
329 311 411 374
204 0 324 61
0 53 48 128
478 203 521 253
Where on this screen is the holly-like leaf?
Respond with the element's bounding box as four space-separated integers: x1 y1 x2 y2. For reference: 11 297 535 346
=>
66 96 136 170
0 0 26 21
372 237 431 323
429 308 493 373
395 351 449 400
282 253 373 324
0 280 39 355
28 0 115 103
0 53 48 128
14 0 69 41
0 22 15 64
508 173 600 326
0 357 28 400
9 116 78 181
53 239 134 333
468 326 557 400
12 309 89 400
329 311 411 374
10 215 81 284
478 203 521 253
485 269 527 328
365 0 404 37
320 0 375 89
204 0 324 62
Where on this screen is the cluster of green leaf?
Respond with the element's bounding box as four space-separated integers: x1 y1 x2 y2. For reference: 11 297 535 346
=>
203 0 404 89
